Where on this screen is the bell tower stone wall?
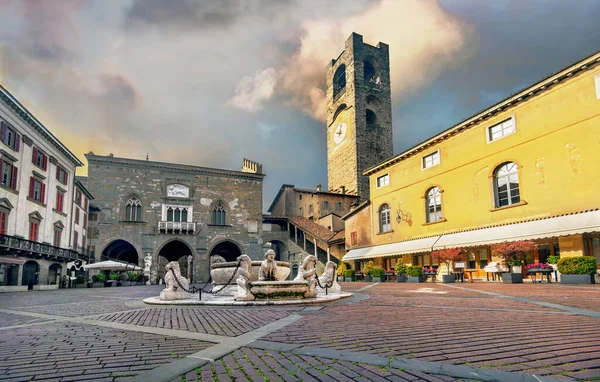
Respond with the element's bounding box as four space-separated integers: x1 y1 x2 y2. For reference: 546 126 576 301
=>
326 32 393 201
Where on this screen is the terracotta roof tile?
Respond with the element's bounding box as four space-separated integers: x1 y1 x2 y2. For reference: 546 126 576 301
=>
287 216 336 242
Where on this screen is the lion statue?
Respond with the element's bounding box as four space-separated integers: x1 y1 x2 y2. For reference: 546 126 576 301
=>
317 261 341 294
259 249 278 281
294 255 318 298
234 254 254 301
159 261 192 301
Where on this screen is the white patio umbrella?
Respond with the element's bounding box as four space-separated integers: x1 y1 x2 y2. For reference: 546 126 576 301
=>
83 260 143 271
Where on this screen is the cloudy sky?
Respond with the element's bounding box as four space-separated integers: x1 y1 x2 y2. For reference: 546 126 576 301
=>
0 0 598 210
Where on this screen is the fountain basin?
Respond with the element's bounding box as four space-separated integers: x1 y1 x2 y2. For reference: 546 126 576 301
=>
211 261 290 285
249 280 308 300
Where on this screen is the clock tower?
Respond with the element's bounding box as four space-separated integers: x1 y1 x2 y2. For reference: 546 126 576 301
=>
326 32 393 201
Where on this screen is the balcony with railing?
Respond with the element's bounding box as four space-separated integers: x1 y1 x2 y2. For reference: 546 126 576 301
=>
0 234 78 261
158 221 196 235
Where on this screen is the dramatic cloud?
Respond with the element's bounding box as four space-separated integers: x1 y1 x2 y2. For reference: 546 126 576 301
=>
0 0 598 210
229 68 277 112
279 0 474 121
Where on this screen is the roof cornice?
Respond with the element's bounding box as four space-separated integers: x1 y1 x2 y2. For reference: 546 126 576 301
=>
364 51 600 176
0 84 83 167
85 154 265 181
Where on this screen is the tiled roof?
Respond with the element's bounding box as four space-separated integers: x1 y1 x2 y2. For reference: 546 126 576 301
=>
328 230 345 244
287 216 337 242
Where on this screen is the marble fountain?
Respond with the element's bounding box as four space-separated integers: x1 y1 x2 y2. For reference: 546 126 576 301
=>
143 250 352 306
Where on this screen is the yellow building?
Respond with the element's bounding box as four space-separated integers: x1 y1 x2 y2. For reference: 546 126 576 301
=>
343 51 600 278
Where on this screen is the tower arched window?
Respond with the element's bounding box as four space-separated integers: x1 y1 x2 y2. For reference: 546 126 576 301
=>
366 109 377 127
494 162 520 208
333 65 346 99
379 203 391 233
212 202 226 226
125 197 142 222
364 60 376 83
425 187 442 223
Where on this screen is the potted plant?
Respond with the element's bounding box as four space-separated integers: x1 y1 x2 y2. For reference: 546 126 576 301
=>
431 248 463 283
363 261 374 282
370 267 385 282
337 262 347 282
491 240 537 284
422 266 437 282
407 266 423 283
394 262 407 282
344 269 355 282
92 273 105 287
106 272 119 287
557 257 596 284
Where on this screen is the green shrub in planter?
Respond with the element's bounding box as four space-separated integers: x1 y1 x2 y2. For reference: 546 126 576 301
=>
344 269 355 281
557 257 596 275
127 272 137 281
92 274 106 283
109 272 119 281
546 255 560 265
557 257 596 284
406 266 423 277
370 267 385 282
394 262 407 276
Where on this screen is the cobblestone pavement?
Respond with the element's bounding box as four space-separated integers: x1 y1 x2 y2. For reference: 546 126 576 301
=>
0 283 599 381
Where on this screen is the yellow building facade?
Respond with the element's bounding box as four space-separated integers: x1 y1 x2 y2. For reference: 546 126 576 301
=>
343 51 600 278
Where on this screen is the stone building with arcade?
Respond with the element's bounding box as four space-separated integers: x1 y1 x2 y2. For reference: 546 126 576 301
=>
84 154 265 283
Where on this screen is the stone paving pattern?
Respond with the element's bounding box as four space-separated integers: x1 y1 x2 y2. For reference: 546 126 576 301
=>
0 283 599 381
95 307 294 336
0 321 212 381
176 347 483 382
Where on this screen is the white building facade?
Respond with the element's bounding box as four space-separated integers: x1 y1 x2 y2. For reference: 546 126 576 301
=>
0 84 83 291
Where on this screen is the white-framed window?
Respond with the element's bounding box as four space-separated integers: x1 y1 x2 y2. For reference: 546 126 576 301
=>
422 150 440 170
425 187 442 223
494 162 520 208
487 117 515 142
379 203 391 233
166 206 189 222
376 173 390 188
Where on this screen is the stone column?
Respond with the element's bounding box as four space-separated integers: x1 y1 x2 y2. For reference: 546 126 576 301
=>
17 264 23 286
303 232 306 251
314 238 317 257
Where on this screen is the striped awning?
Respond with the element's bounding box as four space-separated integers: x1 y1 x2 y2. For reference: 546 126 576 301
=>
342 236 441 261
433 210 600 249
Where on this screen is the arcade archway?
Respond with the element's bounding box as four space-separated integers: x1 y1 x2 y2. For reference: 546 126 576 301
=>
157 240 193 282
102 240 139 264
209 240 241 263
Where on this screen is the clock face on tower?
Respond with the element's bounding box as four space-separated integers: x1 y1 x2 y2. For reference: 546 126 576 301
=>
333 123 347 144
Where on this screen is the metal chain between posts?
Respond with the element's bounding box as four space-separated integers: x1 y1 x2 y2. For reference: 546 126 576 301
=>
169 260 242 300
314 275 333 295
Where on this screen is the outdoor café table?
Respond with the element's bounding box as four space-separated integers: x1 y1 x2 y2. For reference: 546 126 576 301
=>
464 269 478 283
423 272 437 282
527 268 552 283
385 272 395 282
486 271 503 281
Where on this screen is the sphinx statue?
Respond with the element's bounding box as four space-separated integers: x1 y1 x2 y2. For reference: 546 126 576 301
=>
317 261 341 294
160 261 192 301
294 255 318 298
233 254 255 301
259 249 278 281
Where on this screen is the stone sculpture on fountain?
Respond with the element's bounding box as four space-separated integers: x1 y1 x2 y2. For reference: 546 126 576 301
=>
159 261 192 301
259 249 278 281
233 254 254 301
294 255 318 298
317 261 341 294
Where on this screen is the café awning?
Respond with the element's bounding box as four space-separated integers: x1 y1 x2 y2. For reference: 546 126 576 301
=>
433 210 600 249
342 235 441 261
83 260 143 271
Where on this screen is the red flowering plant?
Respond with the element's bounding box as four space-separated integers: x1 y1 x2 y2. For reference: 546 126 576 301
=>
385 269 395 275
431 248 463 275
526 263 553 270
490 240 538 268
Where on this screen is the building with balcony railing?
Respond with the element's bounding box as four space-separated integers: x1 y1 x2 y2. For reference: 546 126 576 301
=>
85 154 265 284
0 84 84 291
